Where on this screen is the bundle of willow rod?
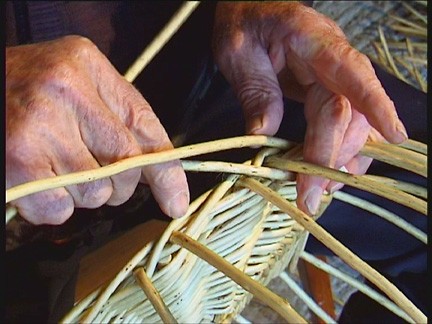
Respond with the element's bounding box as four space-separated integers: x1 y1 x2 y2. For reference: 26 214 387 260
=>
371 1 427 92
6 135 426 323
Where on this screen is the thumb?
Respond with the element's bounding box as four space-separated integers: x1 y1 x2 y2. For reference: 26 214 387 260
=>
215 40 284 136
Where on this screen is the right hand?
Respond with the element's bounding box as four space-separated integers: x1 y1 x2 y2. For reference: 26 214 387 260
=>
212 2 407 215
6 35 189 225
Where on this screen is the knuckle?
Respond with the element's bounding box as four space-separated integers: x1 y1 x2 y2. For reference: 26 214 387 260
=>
78 179 112 208
20 192 74 225
33 59 76 93
6 133 40 168
63 35 99 58
134 110 172 152
237 77 283 111
108 169 141 206
323 94 351 124
35 37 99 90
111 130 143 160
148 162 185 193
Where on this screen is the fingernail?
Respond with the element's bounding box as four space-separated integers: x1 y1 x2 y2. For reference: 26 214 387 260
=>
304 186 323 215
248 114 263 134
395 121 408 143
168 190 190 219
327 166 347 194
328 182 344 194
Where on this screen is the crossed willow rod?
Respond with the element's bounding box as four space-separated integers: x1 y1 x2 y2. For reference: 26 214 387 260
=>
7 1 426 322
6 136 427 221
236 177 426 323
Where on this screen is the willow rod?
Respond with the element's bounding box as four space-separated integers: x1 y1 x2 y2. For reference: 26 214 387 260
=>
279 271 335 323
6 136 292 204
7 137 422 206
238 177 426 323
133 268 177 324
170 231 307 324
182 160 292 180
333 191 427 243
401 2 427 24
378 25 407 82
265 157 426 215
124 1 200 82
360 142 426 177
300 252 413 323
362 175 427 199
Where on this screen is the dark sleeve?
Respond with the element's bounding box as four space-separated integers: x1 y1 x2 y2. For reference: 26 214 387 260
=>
301 1 315 7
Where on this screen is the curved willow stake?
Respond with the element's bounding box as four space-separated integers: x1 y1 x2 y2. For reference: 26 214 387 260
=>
170 231 307 324
182 160 291 180
362 175 427 199
279 271 335 323
334 191 427 243
134 267 177 324
265 157 426 215
124 1 201 83
80 243 154 323
300 252 414 323
6 136 293 205
360 142 426 177
238 177 426 324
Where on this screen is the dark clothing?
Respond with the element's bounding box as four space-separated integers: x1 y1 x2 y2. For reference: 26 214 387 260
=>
5 1 427 323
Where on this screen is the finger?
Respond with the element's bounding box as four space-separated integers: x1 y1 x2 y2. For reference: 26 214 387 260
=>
128 108 190 218
6 149 74 225
326 126 383 193
323 110 370 194
110 82 190 218
85 67 189 217
214 31 284 136
50 136 114 209
26 95 116 208
68 85 143 206
333 109 371 169
11 187 74 226
276 67 307 103
326 155 373 193
73 40 189 217
141 162 189 219
127 100 190 219
285 16 407 143
296 84 352 215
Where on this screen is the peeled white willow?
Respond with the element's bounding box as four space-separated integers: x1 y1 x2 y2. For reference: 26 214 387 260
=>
300 252 414 323
170 231 307 324
133 267 177 324
333 191 427 243
265 157 426 215
238 177 426 324
279 271 335 324
5 136 293 209
124 1 201 82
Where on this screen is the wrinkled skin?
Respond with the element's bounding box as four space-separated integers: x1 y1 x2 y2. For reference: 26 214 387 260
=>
212 2 407 215
6 2 408 226
6 36 189 225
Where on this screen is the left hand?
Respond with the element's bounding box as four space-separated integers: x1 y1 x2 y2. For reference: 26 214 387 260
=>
212 1 407 215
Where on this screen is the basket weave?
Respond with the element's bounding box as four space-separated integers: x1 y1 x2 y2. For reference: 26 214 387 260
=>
5 2 427 323
314 1 427 92
46 137 425 323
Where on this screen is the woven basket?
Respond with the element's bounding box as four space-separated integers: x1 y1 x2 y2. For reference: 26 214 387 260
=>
314 1 427 92
6 136 427 323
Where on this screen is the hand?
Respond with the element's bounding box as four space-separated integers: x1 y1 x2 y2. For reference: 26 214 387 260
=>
6 36 189 225
212 2 407 215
